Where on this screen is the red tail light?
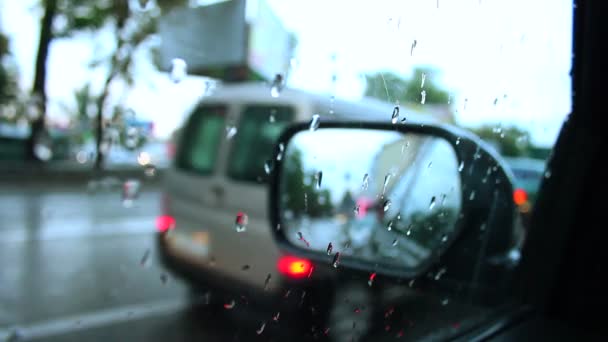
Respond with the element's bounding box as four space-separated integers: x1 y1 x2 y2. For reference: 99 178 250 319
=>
156 215 176 233
277 256 313 279
513 188 528 206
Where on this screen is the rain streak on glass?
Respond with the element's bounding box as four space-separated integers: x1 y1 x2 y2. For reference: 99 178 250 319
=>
410 39 417 56
309 114 321 131
544 170 552 179
235 212 248 232
224 300 235 310
326 242 333 255
315 171 323 189
256 322 266 335
169 58 187 83
455 137 461 145
160 273 169 285
382 173 392 195
332 252 341 268
383 199 392 212
392 239 398 246
276 142 285 161
264 160 274 175
225 126 237 139
270 73 284 98
420 90 427 105
469 190 476 201
143 164 156 178
140 249 151 267
458 161 464 172
421 73 426 88
429 196 436 210
353 205 360 215
362 173 370 190
391 106 400 124
386 220 393 231
368 272 377 287
427 161 433 169
264 274 272 291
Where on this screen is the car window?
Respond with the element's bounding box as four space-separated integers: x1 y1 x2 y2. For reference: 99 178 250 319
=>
176 105 226 174
227 105 294 182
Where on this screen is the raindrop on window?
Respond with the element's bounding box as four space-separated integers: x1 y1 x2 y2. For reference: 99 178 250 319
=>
441 298 450 306
392 239 398 246
441 234 448 243
270 74 284 98
256 322 266 335
143 164 156 178
297 232 310 247
309 114 321 131
264 160 274 175
391 106 400 124
382 173 392 194
493 98 498 106
264 274 272 291
235 212 248 232
420 90 427 105
224 300 235 310
362 173 370 190
368 272 376 287
469 191 476 201
429 196 436 210
241 265 250 271
427 161 433 169
170 58 187 83
140 249 151 267
353 205 360 216
276 143 284 161
225 126 237 139
269 113 276 123
544 170 552 179
383 199 392 212
455 137 461 145
34 142 53 162
315 171 323 189
434 267 447 280
160 273 169 285
410 39 417 56
421 73 426 88
326 242 333 255
386 220 393 231
332 252 341 268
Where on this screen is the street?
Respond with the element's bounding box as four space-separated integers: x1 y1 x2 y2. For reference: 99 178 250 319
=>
0 182 278 341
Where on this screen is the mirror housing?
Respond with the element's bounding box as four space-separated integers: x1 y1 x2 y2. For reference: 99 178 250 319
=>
269 122 519 282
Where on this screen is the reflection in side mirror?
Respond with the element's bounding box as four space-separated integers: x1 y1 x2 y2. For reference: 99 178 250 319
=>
274 127 463 277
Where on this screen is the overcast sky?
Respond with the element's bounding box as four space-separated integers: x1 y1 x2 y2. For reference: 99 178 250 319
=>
1 0 572 146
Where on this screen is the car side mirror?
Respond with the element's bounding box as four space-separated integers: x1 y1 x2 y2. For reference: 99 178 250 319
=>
269 122 519 281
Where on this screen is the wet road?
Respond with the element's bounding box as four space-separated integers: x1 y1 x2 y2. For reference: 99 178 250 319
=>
0 182 491 342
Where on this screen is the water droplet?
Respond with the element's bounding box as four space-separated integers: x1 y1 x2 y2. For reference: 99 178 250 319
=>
386 220 393 231
391 106 399 124
256 322 266 335
392 239 398 246
420 90 427 104
34 142 53 161
421 73 426 88
480 223 487 231
406 229 412 236
276 143 284 161
441 298 449 305
382 174 392 194
315 171 323 189
269 114 275 123
270 74 284 97
225 125 238 140
143 164 156 178
441 235 448 243
170 58 187 83
160 273 169 285
309 114 320 131
383 199 392 212
353 205 360 216
264 274 272 290
332 252 341 268
544 170 552 178
469 191 476 201
441 194 447 206
434 268 447 280
408 279 415 287
326 242 333 255
368 272 377 287
429 196 436 210
427 161 433 168
455 137 461 145
122 179 141 208
458 161 464 172
297 232 310 247
362 173 369 190
241 265 250 271
140 249 151 267
273 312 281 321
264 160 274 175
235 212 248 232
410 39 417 56
138 0 150 9
224 300 235 309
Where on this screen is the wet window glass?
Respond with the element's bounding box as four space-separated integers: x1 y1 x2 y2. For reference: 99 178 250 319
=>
227 105 294 182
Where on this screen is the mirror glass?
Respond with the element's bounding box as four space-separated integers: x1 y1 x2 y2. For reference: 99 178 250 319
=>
279 128 462 271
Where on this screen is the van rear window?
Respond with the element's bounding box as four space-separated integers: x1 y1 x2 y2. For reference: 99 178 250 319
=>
227 105 294 183
176 105 226 175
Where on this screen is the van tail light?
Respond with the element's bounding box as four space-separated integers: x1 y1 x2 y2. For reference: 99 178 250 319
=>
156 215 176 233
277 256 313 279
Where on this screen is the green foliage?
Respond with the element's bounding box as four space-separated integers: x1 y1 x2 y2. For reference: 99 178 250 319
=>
0 32 18 107
283 148 334 218
470 125 533 157
364 67 450 105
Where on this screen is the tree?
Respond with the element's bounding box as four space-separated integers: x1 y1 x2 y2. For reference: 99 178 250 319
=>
470 125 533 157
364 67 450 105
0 32 18 109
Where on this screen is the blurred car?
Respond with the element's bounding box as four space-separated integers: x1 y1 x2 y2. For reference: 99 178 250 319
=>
504 157 546 215
155 82 435 320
